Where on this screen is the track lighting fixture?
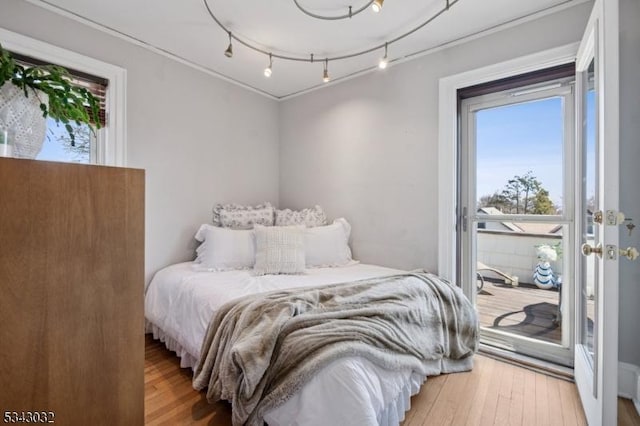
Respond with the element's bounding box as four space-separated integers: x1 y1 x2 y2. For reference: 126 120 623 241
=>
378 43 389 69
323 59 330 83
204 0 459 81
264 54 273 77
224 32 233 58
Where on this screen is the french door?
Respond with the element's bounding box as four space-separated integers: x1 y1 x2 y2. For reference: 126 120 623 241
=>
573 0 631 424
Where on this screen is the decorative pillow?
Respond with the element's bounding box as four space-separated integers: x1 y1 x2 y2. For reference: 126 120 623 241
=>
212 202 275 229
275 205 327 227
193 224 255 271
253 225 305 275
304 218 354 267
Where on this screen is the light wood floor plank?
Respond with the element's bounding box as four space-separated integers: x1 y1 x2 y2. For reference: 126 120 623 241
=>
546 375 564 426
403 374 448 425
478 357 505 426
618 398 640 426
508 366 525 426
522 367 538 426
463 356 497 426
144 335 640 425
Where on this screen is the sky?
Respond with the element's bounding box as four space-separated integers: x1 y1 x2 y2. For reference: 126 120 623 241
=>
475 91 596 211
36 118 89 163
476 97 565 208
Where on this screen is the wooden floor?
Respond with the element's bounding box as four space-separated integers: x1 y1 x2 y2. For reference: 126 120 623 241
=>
477 281 563 344
145 335 634 426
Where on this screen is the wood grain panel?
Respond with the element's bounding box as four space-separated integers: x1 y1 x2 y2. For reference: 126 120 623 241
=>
0 158 145 425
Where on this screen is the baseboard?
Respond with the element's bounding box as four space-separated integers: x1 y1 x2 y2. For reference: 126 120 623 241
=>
619 361 640 415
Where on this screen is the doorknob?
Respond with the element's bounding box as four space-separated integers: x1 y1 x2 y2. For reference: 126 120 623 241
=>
619 247 639 261
581 243 603 258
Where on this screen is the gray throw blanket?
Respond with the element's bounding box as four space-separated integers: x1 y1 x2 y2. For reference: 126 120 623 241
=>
193 272 478 426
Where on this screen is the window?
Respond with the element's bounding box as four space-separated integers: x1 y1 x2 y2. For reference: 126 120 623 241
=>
11 52 108 164
0 27 127 166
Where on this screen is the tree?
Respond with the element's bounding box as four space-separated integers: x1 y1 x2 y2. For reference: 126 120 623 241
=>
55 122 92 163
479 171 556 215
532 188 556 214
501 171 542 214
478 192 511 212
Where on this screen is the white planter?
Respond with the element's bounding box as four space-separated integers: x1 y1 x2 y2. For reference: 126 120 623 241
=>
0 84 48 159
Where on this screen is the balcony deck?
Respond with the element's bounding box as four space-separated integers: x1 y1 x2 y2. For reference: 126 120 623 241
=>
476 280 562 345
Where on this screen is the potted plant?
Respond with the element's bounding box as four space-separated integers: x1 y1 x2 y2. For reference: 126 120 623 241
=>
0 43 101 158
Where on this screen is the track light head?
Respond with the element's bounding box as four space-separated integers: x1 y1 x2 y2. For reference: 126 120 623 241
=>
264 54 273 77
224 32 233 58
372 0 384 13
323 59 330 83
378 43 389 69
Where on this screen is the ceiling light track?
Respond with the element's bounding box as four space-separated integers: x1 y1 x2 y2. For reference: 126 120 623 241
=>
203 0 459 79
292 0 376 21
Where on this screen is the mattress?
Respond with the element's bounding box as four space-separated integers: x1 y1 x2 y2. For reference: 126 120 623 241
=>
144 262 429 425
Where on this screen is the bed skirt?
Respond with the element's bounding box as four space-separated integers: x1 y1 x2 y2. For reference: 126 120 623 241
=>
146 320 199 369
145 320 435 426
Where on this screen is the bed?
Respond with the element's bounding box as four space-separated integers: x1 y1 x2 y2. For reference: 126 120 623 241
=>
145 262 478 426
145 203 477 425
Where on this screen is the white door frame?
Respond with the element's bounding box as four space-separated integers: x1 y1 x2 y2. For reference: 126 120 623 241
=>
459 82 576 366
438 43 578 283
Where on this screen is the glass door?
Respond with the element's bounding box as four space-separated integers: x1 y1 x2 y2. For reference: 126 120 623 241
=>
460 81 575 366
573 0 632 424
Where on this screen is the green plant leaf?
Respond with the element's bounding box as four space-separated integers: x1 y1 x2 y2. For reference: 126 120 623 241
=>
0 42 102 147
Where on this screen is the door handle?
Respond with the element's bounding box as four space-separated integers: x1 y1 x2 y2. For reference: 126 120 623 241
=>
619 247 639 261
581 243 603 258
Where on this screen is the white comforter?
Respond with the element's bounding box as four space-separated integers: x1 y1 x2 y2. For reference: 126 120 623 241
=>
145 262 428 425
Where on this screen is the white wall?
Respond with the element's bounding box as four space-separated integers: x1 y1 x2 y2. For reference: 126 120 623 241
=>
618 0 640 368
0 0 280 283
279 3 593 272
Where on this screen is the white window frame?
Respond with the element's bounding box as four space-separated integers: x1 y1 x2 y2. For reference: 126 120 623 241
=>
437 43 579 283
0 27 127 167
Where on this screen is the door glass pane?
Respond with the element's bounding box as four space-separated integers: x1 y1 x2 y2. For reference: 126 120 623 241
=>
472 90 570 354
475 222 567 345
581 59 597 361
476 97 564 215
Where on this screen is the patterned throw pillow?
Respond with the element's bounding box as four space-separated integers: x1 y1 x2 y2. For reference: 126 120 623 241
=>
212 202 275 229
253 225 305 275
275 205 327 227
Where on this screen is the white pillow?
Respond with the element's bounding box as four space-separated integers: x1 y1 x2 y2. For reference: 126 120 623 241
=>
193 225 255 271
253 225 305 275
304 218 354 267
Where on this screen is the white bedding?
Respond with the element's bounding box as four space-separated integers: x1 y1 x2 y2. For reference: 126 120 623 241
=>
145 262 428 425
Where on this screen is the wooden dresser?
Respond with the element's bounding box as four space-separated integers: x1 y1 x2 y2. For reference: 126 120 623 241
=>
0 158 145 425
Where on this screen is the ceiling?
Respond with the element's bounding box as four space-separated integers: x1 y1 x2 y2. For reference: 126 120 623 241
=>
37 0 581 99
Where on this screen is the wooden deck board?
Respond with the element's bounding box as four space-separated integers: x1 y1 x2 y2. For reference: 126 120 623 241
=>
477 282 562 344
